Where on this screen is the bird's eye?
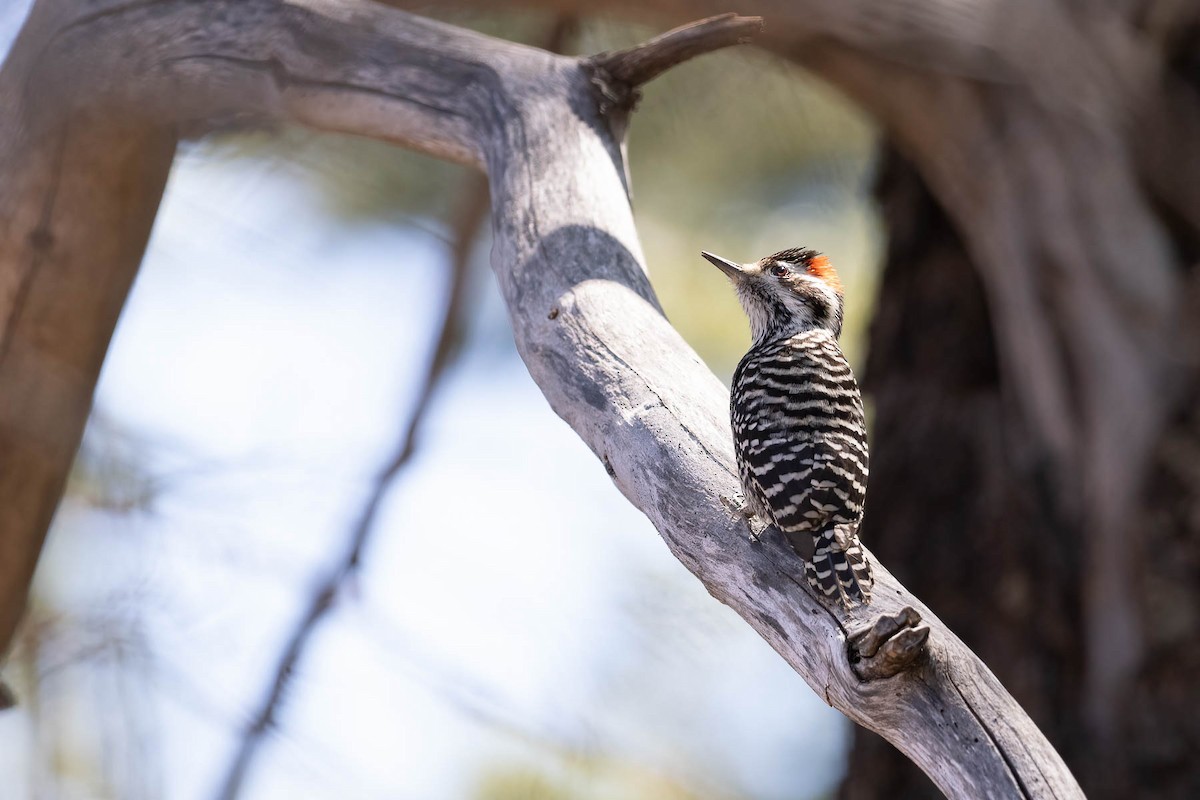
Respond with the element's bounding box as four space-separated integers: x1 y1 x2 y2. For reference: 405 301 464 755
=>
769 263 791 278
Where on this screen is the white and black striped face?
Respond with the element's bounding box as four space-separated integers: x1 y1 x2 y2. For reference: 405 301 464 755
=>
701 248 845 343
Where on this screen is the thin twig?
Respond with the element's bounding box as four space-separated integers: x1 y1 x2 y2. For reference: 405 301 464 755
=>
589 13 763 88
211 17 577 800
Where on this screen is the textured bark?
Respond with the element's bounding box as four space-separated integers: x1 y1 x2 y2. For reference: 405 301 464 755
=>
0 2 1084 797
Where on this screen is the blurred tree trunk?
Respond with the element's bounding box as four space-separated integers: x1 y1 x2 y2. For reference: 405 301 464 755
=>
851 129 1200 799
849 150 1087 799
768 5 1200 798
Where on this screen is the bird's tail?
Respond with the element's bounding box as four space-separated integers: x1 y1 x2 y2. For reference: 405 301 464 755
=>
804 534 873 607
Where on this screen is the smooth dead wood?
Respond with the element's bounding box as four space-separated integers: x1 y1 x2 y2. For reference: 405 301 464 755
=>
0 2 1084 797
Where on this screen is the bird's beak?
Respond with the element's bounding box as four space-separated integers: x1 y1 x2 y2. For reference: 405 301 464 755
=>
701 251 745 279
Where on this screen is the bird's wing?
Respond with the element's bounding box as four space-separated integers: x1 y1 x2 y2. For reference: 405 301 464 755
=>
744 433 867 538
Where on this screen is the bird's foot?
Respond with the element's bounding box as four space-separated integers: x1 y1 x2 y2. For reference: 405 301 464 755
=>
719 493 751 518
746 521 776 544
847 606 930 681
718 494 769 543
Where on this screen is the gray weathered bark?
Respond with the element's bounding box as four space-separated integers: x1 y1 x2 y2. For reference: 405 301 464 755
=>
0 2 1084 796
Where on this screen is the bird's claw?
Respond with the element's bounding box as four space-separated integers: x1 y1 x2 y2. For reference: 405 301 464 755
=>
751 521 781 544
719 493 752 518
719 494 769 543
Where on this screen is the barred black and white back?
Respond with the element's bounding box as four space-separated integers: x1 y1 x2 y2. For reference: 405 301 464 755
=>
732 329 872 604
702 247 873 606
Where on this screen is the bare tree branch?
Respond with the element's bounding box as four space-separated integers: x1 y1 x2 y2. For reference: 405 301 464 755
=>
0 3 1085 797
590 13 762 88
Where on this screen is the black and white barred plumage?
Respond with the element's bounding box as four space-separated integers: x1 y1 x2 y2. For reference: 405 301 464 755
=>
702 247 873 606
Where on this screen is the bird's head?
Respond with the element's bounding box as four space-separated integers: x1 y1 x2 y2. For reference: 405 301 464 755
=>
701 247 844 343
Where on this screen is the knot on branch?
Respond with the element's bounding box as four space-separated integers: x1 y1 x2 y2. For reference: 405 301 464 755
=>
586 64 643 116
848 606 930 681
584 13 763 115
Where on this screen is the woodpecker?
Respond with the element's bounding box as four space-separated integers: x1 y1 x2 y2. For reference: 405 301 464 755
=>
702 247 873 607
